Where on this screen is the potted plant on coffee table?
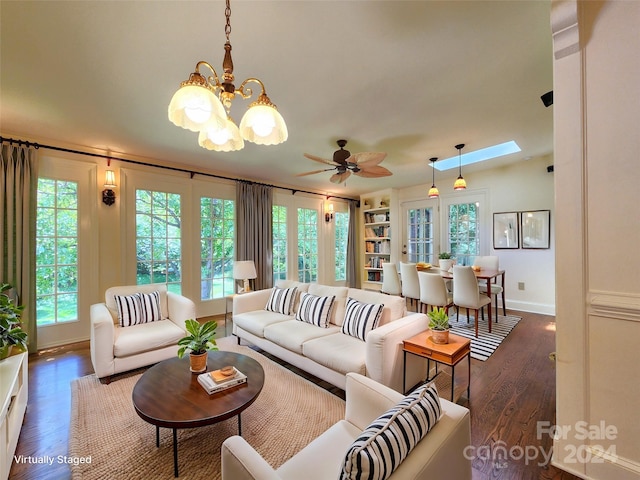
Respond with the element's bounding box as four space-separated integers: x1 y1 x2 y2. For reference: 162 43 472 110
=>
177 319 218 373
0 283 28 360
428 307 450 345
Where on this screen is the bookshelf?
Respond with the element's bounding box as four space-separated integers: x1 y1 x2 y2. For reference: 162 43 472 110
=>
361 189 397 289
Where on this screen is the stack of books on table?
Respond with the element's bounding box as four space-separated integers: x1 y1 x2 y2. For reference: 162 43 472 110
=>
197 367 247 394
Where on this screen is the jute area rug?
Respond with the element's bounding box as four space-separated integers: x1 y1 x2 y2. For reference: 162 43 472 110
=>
69 336 346 479
448 313 521 361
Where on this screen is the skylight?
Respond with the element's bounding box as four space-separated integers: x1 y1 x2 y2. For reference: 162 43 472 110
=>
432 141 521 171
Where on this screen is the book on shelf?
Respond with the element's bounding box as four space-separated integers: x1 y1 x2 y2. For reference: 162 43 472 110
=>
197 367 247 394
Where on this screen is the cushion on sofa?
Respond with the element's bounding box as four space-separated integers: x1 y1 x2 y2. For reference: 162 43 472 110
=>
341 297 384 341
296 292 335 328
265 286 297 315
302 333 367 376
264 320 340 354
308 284 349 326
113 319 185 357
114 293 144 327
275 280 310 313
347 288 407 326
106 283 169 323
340 382 443 480
234 309 292 338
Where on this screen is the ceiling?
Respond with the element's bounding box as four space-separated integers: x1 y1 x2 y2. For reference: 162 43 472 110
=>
0 1 553 199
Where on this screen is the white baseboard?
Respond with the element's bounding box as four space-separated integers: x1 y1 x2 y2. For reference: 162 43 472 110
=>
506 300 556 316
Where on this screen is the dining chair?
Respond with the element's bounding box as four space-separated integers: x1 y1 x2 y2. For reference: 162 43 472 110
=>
452 265 492 337
399 262 421 311
418 271 454 316
380 262 402 296
472 255 505 322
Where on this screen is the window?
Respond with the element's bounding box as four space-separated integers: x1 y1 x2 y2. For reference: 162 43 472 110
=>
36 179 78 325
273 205 287 283
200 197 235 300
136 189 182 293
448 202 479 265
334 211 349 281
407 207 435 264
297 208 318 282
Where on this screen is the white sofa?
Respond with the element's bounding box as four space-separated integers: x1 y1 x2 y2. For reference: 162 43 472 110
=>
221 372 472 480
232 282 430 392
90 283 196 381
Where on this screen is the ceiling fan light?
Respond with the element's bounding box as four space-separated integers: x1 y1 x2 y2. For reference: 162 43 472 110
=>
198 117 244 152
239 94 288 145
168 82 226 132
454 175 467 190
428 185 440 198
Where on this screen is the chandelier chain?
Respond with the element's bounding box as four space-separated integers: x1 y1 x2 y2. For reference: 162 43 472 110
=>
225 0 232 42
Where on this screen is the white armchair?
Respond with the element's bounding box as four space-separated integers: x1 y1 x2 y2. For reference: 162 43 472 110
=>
90 283 196 381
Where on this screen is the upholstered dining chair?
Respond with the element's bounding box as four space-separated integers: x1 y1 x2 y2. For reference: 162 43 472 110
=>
381 262 402 296
418 271 454 315
452 266 492 337
399 262 421 311
472 255 505 322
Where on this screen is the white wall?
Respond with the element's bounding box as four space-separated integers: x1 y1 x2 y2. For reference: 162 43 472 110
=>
396 155 555 315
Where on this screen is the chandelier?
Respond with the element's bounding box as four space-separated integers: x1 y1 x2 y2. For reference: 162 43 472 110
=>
168 0 287 152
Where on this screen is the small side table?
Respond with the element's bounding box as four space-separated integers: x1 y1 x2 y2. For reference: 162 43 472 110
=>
403 331 471 403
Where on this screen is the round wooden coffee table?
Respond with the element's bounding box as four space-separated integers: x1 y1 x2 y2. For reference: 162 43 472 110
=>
132 350 264 477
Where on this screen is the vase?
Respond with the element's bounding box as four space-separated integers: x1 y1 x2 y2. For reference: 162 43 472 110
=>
189 352 208 373
431 329 450 345
439 259 455 272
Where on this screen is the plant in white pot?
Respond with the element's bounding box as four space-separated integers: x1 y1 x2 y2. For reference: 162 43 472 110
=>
438 252 455 272
177 319 218 373
0 283 28 360
428 307 450 344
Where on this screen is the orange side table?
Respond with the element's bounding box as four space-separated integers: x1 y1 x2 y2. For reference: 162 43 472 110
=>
402 330 471 402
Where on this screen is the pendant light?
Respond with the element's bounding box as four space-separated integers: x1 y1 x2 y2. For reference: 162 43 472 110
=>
428 157 439 198
453 143 467 191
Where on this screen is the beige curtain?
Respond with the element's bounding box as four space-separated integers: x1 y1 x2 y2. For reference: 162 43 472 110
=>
1 142 38 352
345 200 358 288
235 182 273 291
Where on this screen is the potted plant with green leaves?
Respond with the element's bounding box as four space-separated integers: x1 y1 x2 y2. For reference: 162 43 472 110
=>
438 252 455 272
177 319 218 373
0 283 28 360
428 307 450 344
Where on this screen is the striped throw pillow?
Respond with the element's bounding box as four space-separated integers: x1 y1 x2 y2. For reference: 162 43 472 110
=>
341 382 443 480
114 293 144 327
138 291 162 323
295 292 335 328
341 297 383 341
265 286 297 315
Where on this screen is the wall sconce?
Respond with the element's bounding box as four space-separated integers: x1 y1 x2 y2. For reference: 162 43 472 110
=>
102 169 117 206
325 203 334 223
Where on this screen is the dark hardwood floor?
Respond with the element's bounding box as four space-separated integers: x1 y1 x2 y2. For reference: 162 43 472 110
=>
9 310 579 480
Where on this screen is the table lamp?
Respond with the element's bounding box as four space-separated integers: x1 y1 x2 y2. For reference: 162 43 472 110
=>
233 260 257 293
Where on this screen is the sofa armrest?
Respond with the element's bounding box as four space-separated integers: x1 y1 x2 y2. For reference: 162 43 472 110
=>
90 303 116 378
167 291 196 332
365 312 429 392
344 373 404 431
221 436 282 480
233 289 273 315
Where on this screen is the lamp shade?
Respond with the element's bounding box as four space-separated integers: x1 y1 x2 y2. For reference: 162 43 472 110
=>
198 117 245 152
168 83 226 132
233 261 257 280
239 95 288 145
104 170 117 188
428 186 440 198
454 176 467 190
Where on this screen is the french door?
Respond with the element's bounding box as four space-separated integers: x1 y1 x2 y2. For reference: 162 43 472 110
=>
401 199 439 265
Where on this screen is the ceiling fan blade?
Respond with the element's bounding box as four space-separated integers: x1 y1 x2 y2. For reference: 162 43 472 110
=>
350 152 387 168
354 165 393 178
303 153 335 166
296 168 335 177
330 171 351 184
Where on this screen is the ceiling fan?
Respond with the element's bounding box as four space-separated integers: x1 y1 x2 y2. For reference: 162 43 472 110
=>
298 139 392 184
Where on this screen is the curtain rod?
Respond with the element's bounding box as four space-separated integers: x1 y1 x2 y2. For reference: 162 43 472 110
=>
0 136 359 205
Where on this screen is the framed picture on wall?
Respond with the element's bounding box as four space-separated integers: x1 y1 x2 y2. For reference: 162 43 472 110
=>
521 210 551 249
493 212 519 249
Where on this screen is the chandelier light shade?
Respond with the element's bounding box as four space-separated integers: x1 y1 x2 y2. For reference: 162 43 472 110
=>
168 0 287 151
428 157 439 198
454 143 467 191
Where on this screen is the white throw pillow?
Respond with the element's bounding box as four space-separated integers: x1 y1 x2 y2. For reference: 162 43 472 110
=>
340 382 443 480
114 291 161 327
341 297 384 341
265 286 297 315
295 292 335 328
138 291 162 323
